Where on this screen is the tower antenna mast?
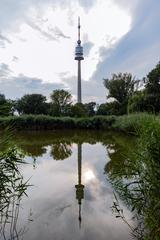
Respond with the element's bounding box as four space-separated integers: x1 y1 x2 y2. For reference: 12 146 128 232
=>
78 16 80 41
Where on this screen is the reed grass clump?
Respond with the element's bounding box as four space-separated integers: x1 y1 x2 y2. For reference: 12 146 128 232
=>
0 115 116 130
0 113 159 134
107 114 160 239
112 113 156 134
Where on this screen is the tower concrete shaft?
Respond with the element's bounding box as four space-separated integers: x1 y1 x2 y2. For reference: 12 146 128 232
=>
75 17 84 103
78 61 82 103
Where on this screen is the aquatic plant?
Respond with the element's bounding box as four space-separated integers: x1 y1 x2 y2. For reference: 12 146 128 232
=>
106 115 160 239
0 120 29 239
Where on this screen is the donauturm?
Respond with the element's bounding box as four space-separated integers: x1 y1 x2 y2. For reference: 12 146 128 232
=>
74 17 84 103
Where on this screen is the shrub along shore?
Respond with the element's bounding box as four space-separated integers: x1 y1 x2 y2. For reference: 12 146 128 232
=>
0 113 157 134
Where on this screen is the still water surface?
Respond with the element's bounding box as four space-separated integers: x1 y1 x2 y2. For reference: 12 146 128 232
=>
4 130 136 240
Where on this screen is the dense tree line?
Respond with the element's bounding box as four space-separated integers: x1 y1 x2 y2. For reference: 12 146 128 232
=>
0 61 160 117
0 90 96 117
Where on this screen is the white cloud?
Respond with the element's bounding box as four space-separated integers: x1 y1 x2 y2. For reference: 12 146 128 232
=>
0 0 134 102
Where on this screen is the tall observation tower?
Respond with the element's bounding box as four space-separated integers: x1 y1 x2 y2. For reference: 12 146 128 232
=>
75 17 84 103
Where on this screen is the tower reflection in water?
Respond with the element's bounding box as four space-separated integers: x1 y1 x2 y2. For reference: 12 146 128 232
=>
75 144 84 228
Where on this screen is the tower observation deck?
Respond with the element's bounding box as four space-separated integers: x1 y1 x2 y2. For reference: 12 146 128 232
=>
75 17 84 103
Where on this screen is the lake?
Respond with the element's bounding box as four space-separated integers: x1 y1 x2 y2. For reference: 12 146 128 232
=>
1 130 137 240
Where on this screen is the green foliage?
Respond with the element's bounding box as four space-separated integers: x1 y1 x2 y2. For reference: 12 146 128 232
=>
84 102 96 116
127 62 160 114
0 102 13 116
0 94 6 105
128 91 146 113
106 115 160 239
97 103 108 115
0 126 29 239
50 143 72 160
104 73 137 114
0 147 27 207
16 94 48 115
70 103 87 117
146 62 160 95
0 114 117 130
144 62 160 113
0 113 158 132
50 89 72 116
0 94 13 116
112 113 154 134
97 101 121 115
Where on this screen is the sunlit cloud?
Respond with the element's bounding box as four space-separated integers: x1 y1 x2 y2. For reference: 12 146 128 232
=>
84 169 96 182
0 0 131 86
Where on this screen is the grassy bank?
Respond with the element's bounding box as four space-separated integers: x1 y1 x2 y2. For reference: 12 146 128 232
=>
0 113 157 132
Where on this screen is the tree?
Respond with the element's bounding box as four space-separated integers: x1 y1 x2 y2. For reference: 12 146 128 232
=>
104 73 137 114
96 103 108 115
16 94 47 115
0 94 13 116
145 62 160 113
50 90 72 116
84 102 96 116
128 91 146 113
50 143 72 160
97 102 120 115
0 94 6 105
70 103 87 117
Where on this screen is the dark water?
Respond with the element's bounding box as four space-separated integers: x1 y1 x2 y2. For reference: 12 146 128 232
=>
2 130 137 240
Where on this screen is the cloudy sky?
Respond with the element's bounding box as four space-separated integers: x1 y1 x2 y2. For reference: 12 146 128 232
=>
0 0 159 103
